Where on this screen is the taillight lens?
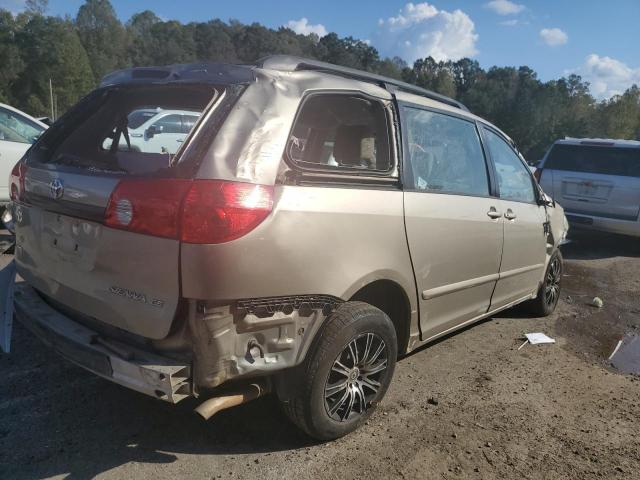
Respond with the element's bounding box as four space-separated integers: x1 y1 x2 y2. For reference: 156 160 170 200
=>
180 180 273 244
105 179 191 239
533 168 543 183
9 161 27 201
105 179 273 244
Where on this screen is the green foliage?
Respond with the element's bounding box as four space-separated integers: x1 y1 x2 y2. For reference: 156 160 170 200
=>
0 0 638 158
76 0 127 82
12 14 93 117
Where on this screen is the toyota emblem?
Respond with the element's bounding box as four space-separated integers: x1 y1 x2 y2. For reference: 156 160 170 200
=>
49 178 64 200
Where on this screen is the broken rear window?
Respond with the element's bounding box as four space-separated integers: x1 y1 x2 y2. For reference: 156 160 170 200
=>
30 84 218 175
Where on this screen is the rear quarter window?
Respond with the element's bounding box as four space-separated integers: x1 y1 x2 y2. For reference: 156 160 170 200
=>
545 144 640 177
286 93 392 173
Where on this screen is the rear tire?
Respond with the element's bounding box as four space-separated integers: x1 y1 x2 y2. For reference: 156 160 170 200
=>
524 249 563 317
279 301 397 441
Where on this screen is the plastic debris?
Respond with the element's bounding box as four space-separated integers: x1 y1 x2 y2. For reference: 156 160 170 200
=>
591 296 604 308
609 334 640 374
518 332 556 350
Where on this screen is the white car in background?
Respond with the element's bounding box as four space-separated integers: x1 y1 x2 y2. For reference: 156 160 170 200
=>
0 103 48 204
122 108 200 154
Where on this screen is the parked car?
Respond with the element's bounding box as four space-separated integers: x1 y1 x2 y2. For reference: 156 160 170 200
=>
0 103 47 204
6 57 568 440
537 137 640 237
108 108 201 154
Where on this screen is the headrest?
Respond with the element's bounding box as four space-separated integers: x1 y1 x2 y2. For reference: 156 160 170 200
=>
334 125 372 166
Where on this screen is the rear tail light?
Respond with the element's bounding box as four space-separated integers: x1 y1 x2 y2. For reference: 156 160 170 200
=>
105 179 273 244
105 179 191 239
180 180 273 244
533 168 543 183
9 161 27 201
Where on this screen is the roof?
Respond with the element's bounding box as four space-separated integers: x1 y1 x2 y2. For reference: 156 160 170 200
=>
256 55 468 112
99 57 468 113
100 63 256 88
558 137 640 148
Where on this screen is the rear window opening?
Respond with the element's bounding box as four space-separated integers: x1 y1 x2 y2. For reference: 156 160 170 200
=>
286 94 391 173
30 84 219 175
545 144 640 177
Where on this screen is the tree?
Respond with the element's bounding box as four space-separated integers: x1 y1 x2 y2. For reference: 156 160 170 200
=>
193 20 236 62
76 0 127 81
597 86 640 139
13 15 94 116
126 10 160 66
0 1 637 156
0 10 24 103
25 0 48 16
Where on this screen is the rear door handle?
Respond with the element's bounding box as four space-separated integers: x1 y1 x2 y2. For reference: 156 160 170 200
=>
504 209 517 220
487 207 502 219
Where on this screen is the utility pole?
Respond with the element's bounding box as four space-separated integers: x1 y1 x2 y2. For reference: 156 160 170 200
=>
49 78 54 120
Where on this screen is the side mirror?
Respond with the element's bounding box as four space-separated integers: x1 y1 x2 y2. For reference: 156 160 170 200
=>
538 191 554 207
146 124 163 138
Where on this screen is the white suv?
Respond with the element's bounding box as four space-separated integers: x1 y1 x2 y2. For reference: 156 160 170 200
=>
121 108 201 154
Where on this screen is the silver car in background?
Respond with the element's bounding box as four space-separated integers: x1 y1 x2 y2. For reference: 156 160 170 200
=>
536 138 640 237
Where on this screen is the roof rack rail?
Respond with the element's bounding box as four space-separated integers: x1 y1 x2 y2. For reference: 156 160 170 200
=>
256 55 468 112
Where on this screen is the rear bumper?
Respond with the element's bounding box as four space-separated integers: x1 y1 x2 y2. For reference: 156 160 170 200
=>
14 283 192 403
566 212 640 237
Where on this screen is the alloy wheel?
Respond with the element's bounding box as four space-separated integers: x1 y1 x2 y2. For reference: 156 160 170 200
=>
324 332 388 422
544 256 561 308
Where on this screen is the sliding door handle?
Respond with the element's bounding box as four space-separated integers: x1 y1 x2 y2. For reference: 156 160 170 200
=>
487 207 502 219
504 209 517 220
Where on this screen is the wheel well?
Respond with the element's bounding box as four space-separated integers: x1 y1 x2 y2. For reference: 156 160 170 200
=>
350 280 411 355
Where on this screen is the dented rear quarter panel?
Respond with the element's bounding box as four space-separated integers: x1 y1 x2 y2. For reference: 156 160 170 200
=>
180 184 417 313
181 67 419 343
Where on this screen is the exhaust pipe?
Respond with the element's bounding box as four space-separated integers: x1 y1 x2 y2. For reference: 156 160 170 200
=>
195 382 267 420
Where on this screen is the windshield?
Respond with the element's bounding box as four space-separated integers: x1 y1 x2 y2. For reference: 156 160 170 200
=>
30 84 218 175
127 109 159 129
0 107 45 144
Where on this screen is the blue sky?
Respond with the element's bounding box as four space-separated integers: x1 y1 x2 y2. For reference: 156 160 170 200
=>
3 0 639 98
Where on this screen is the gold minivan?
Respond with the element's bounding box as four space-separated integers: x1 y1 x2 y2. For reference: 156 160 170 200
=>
6 56 568 440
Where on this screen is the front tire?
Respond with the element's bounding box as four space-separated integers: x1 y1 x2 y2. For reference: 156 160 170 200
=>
279 301 397 441
525 249 563 317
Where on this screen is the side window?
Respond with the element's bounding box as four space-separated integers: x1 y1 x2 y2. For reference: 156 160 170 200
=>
287 94 391 172
182 115 199 134
403 107 489 196
153 114 182 134
483 128 535 203
0 107 43 144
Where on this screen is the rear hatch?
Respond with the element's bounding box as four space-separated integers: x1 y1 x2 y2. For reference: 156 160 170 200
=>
546 143 640 221
12 83 220 339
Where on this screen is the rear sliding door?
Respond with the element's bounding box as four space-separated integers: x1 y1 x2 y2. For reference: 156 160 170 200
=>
401 105 503 340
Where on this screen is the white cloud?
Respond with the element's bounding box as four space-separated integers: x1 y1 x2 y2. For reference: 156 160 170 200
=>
373 2 478 63
572 54 640 99
285 18 328 37
539 27 568 46
485 0 525 15
500 19 519 27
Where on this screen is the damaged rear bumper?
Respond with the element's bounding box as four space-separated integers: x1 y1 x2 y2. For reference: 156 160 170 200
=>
14 283 192 403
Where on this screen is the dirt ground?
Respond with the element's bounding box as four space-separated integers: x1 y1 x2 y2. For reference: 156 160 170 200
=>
1 230 639 480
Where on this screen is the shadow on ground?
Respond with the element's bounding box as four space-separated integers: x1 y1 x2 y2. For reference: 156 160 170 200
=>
0 321 315 480
562 230 640 260
1 230 638 479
